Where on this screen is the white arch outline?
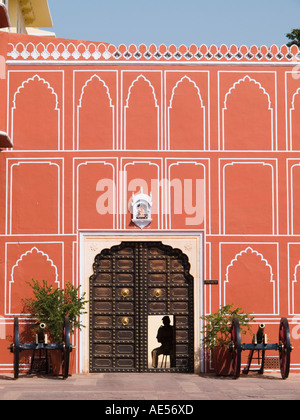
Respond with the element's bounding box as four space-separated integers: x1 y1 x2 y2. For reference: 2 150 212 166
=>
9 247 59 315
77 74 115 150
167 75 206 150
11 74 61 149
224 246 276 314
123 75 159 150
222 75 274 151
290 88 300 150
292 261 300 314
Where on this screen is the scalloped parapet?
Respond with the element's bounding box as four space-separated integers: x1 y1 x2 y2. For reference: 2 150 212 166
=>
6 40 300 62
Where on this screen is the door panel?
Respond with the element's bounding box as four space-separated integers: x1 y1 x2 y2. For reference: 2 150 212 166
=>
90 242 193 372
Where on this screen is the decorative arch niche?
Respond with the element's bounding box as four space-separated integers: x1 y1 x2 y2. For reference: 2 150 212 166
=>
291 261 300 314
290 88 300 150
224 247 275 315
223 76 273 150
124 75 159 150
168 76 205 150
78 75 114 150
9 247 59 315
11 75 60 150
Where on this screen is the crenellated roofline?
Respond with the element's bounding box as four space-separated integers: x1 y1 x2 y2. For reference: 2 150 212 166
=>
6 36 300 63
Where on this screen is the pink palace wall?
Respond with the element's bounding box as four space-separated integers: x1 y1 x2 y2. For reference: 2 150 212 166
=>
0 32 300 373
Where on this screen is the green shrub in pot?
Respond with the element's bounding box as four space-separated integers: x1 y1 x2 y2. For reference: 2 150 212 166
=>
200 304 254 375
24 279 88 342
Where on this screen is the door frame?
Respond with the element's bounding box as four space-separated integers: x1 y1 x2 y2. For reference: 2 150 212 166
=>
79 232 204 374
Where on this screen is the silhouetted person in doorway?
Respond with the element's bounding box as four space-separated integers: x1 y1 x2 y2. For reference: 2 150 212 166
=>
151 316 175 368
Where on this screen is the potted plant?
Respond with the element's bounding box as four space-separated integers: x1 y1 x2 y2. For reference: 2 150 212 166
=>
24 279 88 375
201 304 254 376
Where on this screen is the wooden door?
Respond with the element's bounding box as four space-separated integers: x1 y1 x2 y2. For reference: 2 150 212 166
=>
89 242 193 372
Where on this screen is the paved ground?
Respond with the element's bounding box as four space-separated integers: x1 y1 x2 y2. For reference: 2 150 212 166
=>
0 372 300 401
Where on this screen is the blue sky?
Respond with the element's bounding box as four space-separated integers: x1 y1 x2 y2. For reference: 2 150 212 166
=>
47 0 300 47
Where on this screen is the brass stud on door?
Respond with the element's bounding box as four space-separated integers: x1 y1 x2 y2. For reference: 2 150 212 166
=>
154 289 162 298
121 288 130 297
121 317 129 326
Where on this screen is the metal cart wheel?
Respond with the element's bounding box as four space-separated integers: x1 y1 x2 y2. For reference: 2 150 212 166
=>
279 317 291 380
62 316 72 379
13 317 20 379
231 317 242 379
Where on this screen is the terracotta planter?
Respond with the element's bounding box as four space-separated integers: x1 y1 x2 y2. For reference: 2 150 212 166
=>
50 349 76 376
211 346 233 376
50 350 62 376
68 350 75 376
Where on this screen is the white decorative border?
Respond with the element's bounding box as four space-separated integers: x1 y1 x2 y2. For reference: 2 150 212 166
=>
7 42 300 63
220 242 279 316
222 75 274 150
166 159 209 232
73 70 118 151
73 158 118 234
11 75 61 149
167 75 206 150
218 71 277 151
6 158 64 236
287 160 300 235
121 70 162 151
219 159 278 236
5 241 64 317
